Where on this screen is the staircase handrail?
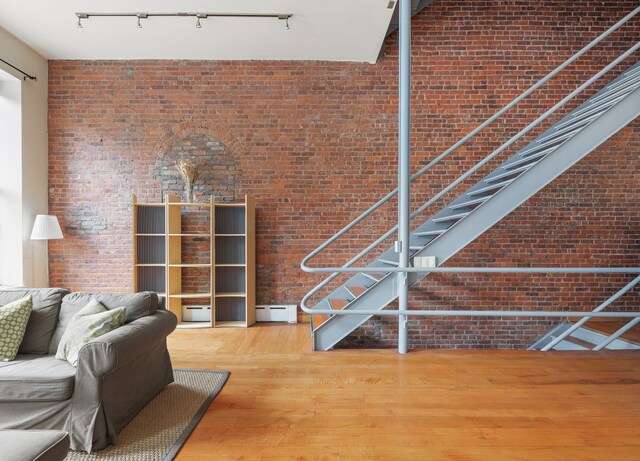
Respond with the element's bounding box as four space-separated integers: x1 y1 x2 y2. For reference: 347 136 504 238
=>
300 7 640 323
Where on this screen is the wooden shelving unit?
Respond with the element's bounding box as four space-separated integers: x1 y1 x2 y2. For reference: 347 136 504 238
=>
212 196 255 327
133 193 255 329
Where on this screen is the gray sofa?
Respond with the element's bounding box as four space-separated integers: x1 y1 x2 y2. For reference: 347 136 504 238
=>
0 288 177 453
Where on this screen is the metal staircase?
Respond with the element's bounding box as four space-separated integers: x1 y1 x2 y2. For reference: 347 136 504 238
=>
306 59 640 351
301 6 640 352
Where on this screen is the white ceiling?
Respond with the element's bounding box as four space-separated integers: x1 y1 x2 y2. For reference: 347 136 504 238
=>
0 0 395 63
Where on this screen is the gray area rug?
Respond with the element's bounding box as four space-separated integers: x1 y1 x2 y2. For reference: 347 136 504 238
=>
65 369 229 461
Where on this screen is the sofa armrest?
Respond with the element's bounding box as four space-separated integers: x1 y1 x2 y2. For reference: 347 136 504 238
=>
77 309 177 375
70 309 177 452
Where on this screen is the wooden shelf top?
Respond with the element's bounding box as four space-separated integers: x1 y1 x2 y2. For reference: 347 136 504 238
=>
135 203 165 207
215 203 246 208
215 292 246 297
169 293 212 299
167 202 213 207
169 264 211 268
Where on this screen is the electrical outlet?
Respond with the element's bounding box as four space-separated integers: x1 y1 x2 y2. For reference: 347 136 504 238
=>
413 256 437 268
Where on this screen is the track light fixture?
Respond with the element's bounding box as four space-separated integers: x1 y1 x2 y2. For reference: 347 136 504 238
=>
75 12 293 30
136 14 147 28
76 13 87 28
278 15 290 30
196 14 207 29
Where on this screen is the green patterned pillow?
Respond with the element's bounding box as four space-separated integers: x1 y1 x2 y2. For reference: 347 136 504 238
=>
0 295 33 361
55 298 126 366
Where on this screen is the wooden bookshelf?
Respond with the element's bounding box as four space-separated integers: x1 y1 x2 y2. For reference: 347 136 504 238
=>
133 193 255 328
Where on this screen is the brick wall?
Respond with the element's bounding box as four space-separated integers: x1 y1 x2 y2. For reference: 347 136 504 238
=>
48 0 640 349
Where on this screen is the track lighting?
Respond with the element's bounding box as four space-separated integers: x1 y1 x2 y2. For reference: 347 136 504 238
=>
75 12 293 30
278 15 290 30
76 13 87 28
196 14 207 29
136 14 147 28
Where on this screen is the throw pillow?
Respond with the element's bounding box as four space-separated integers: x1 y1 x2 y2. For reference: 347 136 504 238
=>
55 298 126 367
0 295 33 361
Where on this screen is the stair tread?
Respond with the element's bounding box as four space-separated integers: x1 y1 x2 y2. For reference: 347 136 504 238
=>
414 229 446 236
432 212 469 223
563 335 596 350
595 78 640 101
379 258 399 266
329 299 350 310
347 285 368 297
467 178 514 196
450 196 491 210
504 149 551 169
363 272 387 281
485 163 536 183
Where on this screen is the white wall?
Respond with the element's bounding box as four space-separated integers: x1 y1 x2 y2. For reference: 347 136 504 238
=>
0 26 49 287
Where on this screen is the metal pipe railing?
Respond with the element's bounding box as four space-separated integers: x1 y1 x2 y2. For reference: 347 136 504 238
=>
301 268 640 317
541 274 640 350
305 310 640 318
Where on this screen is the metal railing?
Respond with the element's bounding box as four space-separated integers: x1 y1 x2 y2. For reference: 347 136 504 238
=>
299 6 640 349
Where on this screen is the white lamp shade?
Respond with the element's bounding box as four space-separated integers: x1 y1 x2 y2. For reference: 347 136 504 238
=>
30 215 64 240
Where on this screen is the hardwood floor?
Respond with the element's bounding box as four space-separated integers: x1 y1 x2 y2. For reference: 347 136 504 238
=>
169 323 640 460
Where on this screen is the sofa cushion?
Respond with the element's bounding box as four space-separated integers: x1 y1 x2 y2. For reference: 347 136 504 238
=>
0 288 69 355
0 430 70 461
49 291 160 354
0 296 32 361
55 299 125 366
0 355 75 402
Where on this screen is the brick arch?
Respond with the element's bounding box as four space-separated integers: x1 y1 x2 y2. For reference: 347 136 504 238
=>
153 121 247 203
154 120 247 159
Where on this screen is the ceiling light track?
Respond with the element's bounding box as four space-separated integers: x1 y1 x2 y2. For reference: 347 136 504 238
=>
75 12 293 30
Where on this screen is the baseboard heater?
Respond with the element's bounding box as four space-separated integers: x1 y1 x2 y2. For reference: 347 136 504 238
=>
256 304 297 323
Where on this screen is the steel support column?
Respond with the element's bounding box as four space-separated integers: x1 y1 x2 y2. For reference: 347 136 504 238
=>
397 0 411 354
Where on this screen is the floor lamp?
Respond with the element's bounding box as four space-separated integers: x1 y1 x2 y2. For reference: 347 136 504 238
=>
30 215 64 287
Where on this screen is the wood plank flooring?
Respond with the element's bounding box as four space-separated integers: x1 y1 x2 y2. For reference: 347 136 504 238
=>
168 323 640 460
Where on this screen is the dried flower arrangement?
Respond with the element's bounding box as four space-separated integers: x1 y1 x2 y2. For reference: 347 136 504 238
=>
176 159 199 203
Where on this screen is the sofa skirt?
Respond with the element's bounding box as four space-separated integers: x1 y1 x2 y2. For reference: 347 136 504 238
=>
0 399 71 432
